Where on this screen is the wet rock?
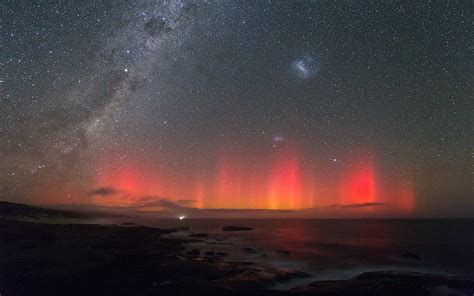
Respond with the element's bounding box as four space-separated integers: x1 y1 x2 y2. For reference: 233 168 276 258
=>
120 222 137 226
159 228 179 235
266 268 311 282
213 266 310 290
185 249 200 256
295 270 474 295
5 214 473 296
276 250 290 255
206 257 224 263
189 233 209 238
241 247 257 254
222 225 253 231
225 261 255 267
155 280 172 286
401 251 420 260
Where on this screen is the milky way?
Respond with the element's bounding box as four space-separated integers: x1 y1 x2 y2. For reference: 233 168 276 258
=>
1 1 472 217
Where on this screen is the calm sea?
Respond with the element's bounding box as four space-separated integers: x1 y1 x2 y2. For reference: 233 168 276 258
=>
91 218 474 284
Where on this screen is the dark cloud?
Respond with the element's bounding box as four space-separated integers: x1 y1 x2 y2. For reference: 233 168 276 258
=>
128 197 293 217
88 187 119 197
176 199 196 205
129 197 195 212
152 199 189 211
330 202 389 209
205 208 294 214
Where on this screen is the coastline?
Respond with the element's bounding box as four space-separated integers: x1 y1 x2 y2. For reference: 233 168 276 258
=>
1 217 473 295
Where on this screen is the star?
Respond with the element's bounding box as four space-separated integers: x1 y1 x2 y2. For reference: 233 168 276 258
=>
1 0 471 217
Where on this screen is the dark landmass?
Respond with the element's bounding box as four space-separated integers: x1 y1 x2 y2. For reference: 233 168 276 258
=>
293 271 474 295
121 222 138 226
241 247 258 254
189 232 210 238
401 251 421 260
222 225 254 231
1 202 473 295
276 250 291 255
0 200 87 220
0 217 301 296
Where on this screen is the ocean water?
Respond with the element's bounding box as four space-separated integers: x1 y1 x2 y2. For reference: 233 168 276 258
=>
91 218 474 284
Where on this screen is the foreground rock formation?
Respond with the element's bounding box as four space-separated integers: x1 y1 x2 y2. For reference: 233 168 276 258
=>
0 202 473 296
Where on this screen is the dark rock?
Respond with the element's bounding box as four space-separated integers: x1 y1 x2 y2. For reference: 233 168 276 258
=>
161 228 178 234
225 261 255 267
276 250 290 255
204 251 215 256
206 257 225 264
222 225 253 231
5 204 472 296
206 241 233 245
120 222 137 226
189 233 209 238
185 249 200 256
213 266 310 290
401 251 420 260
295 270 474 295
267 268 311 282
241 247 257 254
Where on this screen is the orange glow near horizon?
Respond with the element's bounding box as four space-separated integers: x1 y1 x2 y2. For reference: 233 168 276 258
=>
88 148 415 214
267 150 304 209
340 160 377 205
389 178 415 212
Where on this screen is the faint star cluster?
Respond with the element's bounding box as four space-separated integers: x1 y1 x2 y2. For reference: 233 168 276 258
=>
292 54 320 79
272 134 285 143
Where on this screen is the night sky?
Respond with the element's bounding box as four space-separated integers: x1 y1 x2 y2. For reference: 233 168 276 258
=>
1 1 472 217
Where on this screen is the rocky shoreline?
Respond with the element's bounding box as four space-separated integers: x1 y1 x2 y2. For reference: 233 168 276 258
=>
1 218 473 295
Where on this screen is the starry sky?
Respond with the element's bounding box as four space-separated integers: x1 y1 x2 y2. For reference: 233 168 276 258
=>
1 1 472 217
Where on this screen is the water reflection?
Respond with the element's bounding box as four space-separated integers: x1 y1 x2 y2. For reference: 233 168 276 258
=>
89 217 474 278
